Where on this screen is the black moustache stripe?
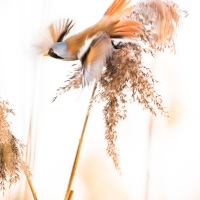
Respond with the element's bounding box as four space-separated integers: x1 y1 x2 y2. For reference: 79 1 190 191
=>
48 50 64 59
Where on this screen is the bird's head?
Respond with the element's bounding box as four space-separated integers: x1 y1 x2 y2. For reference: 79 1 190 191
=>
44 42 78 61
43 19 77 61
44 42 66 59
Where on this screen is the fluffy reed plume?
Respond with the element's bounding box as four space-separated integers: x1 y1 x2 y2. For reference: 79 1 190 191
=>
0 99 30 192
53 0 187 169
133 0 188 53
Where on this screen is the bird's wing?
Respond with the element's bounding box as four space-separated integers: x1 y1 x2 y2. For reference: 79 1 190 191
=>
49 19 74 43
81 32 112 87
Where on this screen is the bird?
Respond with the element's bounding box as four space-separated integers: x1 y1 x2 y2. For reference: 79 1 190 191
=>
43 0 142 86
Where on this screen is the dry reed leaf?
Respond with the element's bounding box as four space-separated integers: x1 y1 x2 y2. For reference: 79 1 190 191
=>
53 0 187 170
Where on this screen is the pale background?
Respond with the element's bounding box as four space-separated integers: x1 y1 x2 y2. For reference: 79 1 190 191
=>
0 0 200 199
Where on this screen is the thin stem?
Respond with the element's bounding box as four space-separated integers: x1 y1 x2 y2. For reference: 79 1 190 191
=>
64 82 97 200
24 170 38 200
145 116 154 200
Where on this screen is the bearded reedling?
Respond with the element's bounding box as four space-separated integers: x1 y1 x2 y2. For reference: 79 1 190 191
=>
43 0 142 86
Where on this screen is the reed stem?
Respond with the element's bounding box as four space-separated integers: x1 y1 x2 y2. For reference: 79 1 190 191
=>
64 83 97 200
145 116 154 200
24 170 38 200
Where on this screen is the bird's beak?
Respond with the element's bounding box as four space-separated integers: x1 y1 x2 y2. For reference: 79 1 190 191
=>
43 52 49 56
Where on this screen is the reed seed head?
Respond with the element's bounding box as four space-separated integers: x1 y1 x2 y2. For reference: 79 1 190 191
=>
53 0 187 170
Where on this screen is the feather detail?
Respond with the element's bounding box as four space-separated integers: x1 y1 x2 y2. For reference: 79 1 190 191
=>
81 32 112 87
112 19 142 38
104 0 134 21
49 19 74 43
105 0 131 17
100 0 142 38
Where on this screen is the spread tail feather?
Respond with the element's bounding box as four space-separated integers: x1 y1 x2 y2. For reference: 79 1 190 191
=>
105 0 132 18
101 0 142 38
112 19 142 38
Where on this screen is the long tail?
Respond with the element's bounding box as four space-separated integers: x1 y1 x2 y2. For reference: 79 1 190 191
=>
100 0 142 38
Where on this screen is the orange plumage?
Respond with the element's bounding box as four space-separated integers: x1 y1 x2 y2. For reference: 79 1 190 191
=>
45 0 142 86
65 0 142 55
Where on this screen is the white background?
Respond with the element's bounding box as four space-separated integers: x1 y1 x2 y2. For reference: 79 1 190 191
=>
0 0 200 199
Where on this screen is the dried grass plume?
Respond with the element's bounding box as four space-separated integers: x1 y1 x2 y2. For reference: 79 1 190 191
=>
0 98 30 192
53 0 187 170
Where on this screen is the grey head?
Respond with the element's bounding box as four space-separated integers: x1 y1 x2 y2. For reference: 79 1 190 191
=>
47 19 77 61
48 42 78 61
